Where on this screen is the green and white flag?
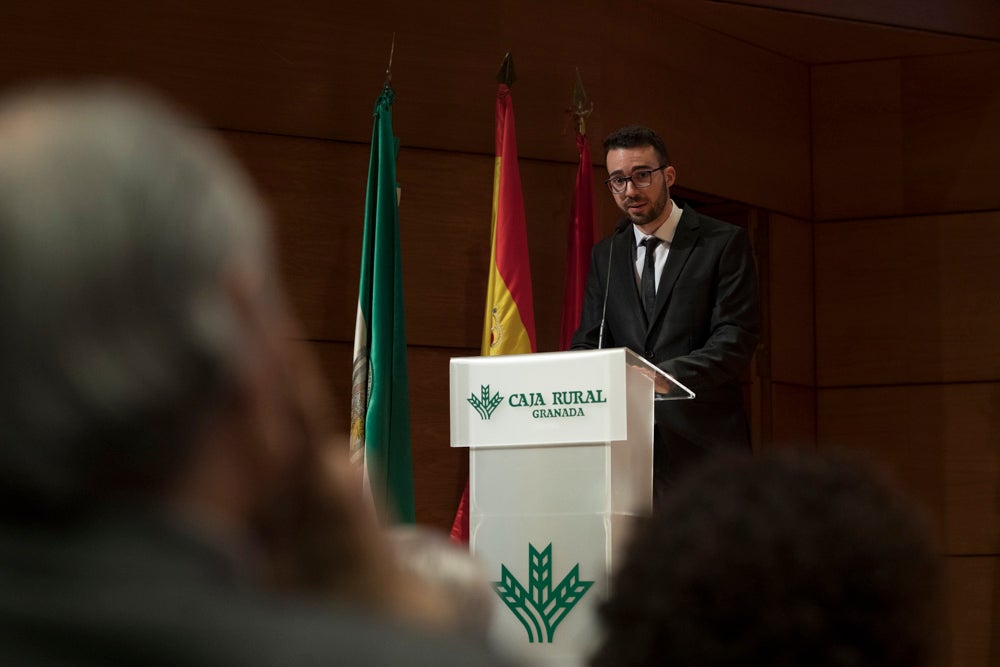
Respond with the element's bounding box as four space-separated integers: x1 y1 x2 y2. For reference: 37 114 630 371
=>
350 84 415 523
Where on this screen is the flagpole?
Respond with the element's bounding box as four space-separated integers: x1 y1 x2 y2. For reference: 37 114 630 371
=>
558 69 597 351
496 50 515 86
571 67 594 135
384 32 395 87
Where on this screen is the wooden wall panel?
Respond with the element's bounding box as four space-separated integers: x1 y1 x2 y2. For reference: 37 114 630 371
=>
812 60 905 220
662 1 996 65
224 130 592 352
818 383 1000 555
944 556 999 667
815 211 1000 387
813 51 1000 220
769 383 816 448
737 0 1000 41
769 214 814 386
0 0 811 217
228 129 670 355
901 51 1000 216
596 10 811 218
400 345 478 531
306 340 476 532
811 41 1000 667
221 133 369 343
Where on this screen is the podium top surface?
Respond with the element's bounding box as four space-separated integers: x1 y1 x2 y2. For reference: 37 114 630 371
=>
450 348 693 448
451 348 693 399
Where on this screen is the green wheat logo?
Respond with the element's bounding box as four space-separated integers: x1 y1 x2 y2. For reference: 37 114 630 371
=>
467 384 504 420
492 543 594 643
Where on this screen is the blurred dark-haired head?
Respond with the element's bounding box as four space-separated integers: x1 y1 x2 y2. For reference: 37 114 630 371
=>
592 450 943 667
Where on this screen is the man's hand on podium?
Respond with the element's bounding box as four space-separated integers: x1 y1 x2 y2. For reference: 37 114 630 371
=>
636 365 672 395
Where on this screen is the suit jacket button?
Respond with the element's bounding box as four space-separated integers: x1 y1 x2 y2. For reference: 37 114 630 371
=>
645 350 655 359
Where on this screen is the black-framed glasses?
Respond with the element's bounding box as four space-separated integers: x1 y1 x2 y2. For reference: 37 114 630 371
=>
605 165 667 194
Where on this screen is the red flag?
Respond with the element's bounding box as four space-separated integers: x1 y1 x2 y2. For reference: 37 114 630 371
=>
451 70 536 543
559 131 596 350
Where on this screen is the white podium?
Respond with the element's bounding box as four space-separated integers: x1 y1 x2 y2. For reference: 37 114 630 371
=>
450 348 693 666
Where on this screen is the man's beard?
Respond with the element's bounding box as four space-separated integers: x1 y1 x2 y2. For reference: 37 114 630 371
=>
623 187 668 226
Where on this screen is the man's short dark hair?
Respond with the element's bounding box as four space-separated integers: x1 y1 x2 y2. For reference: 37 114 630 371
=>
603 125 670 166
591 450 943 667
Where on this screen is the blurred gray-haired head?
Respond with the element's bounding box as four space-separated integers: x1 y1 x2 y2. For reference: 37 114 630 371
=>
0 83 277 512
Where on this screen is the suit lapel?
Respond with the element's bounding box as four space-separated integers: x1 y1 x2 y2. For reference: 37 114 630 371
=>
648 207 699 332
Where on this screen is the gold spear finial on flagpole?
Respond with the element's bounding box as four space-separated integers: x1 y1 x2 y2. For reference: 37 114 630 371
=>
384 33 396 88
496 51 516 86
570 68 594 135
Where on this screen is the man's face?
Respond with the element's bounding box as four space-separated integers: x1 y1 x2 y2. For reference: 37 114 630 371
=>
606 145 675 229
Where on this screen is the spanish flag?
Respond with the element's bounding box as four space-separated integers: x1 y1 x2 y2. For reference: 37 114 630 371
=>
482 56 536 357
451 53 536 541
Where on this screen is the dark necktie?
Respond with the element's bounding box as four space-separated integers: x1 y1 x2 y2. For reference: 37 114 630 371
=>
641 236 661 321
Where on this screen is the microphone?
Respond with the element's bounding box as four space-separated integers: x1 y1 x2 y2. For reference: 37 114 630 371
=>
597 218 632 349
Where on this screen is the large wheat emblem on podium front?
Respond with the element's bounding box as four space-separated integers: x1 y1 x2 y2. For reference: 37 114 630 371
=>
492 543 594 643
468 384 504 420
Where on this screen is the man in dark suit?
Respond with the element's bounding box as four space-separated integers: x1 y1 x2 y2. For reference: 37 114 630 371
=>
0 85 506 666
571 125 759 489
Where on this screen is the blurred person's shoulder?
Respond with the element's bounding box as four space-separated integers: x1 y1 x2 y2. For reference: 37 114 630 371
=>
0 512 511 667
